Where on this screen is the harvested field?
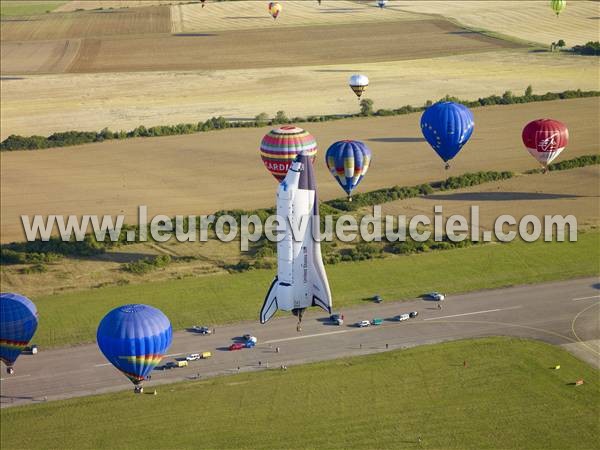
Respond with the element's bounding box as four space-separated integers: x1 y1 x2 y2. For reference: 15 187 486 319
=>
1 50 598 140
0 5 170 41
171 0 427 33
1 98 597 243
55 1 183 13
0 39 80 74
64 20 519 74
380 166 600 232
400 0 600 46
0 1 66 17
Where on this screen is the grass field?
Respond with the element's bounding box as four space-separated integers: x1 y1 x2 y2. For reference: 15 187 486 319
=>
0 0 66 17
1 337 598 449
15 231 599 348
2 98 598 243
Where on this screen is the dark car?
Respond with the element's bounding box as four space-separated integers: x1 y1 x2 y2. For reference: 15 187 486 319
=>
373 295 383 303
192 326 212 334
330 313 344 322
164 362 177 369
229 343 245 351
409 311 418 318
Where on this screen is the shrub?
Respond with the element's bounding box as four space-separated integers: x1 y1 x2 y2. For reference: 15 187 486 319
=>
122 255 172 274
359 98 374 116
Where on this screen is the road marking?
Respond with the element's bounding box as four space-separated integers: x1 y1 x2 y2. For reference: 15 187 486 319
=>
571 301 600 357
263 329 352 344
572 295 600 301
94 363 112 367
0 374 31 381
164 352 184 358
423 306 522 321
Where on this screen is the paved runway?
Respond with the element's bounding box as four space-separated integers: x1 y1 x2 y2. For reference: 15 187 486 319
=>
1 277 598 408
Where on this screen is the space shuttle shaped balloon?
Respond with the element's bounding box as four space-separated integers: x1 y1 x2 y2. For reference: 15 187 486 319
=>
260 152 333 326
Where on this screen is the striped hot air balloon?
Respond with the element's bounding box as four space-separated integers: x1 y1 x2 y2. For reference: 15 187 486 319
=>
260 126 318 181
97 304 172 393
325 140 372 197
0 293 38 374
349 74 369 100
522 119 569 171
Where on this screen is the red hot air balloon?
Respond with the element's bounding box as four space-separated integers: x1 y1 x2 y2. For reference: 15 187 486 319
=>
260 126 318 182
522 119 569 171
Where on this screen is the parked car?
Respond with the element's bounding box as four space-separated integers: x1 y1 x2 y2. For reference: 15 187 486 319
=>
186 353 201 361
357 320 371 328
164 362 178 369
371 318 384 326
425 292 445 301
330 313 344 325
394 314 410 322
373 295 383 303
409 311 418 318
229 343 245 351
243 334 258 344
192 326 212 334
24 344 38 355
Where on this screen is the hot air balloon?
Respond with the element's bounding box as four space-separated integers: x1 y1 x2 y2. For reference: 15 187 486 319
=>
97 304 172 393
349 74 368 100
325 140 372 198
269 2 282 19
260 126 318 181
551 0 566 16
378 0 387 8
420 101 474 169
522 119 568 171
0 293 38 374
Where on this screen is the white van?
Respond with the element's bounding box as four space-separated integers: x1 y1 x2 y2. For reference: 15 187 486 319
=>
394 314 410 322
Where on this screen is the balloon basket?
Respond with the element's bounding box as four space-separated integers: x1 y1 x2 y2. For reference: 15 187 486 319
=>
444 163 450 170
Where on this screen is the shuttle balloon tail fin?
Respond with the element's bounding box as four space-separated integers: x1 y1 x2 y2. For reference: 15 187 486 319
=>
260 277 279 324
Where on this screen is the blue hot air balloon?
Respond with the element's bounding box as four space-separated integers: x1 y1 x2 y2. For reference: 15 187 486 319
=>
420 101 474 169
97 304 172 393
325 140 372 198
0 293 38 374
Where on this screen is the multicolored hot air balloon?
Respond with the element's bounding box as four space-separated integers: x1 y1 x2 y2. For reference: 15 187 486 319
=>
97 304 172 393
325 140 372 198
269 2 282 19
420 101 475 169
349 74 368 100
522 119 569 171
0 293 38 374
551 0 566 16
260 126 318 181
378 0 387 8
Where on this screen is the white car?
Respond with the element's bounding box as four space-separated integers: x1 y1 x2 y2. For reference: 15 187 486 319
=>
426 292 445 301
394 314 410 322
186 353 201 361
357 320 371 328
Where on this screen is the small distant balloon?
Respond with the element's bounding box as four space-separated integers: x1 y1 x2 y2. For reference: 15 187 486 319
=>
325 140 372 197
551 0 566 16
269 2 282 19
420 101 475 169
97 304 172 393
522 119 568 170
349 74 369 100
0 293 38 374
260 126 318 182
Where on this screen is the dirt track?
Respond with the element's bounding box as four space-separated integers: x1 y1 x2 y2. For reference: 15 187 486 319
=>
1 98 597 243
